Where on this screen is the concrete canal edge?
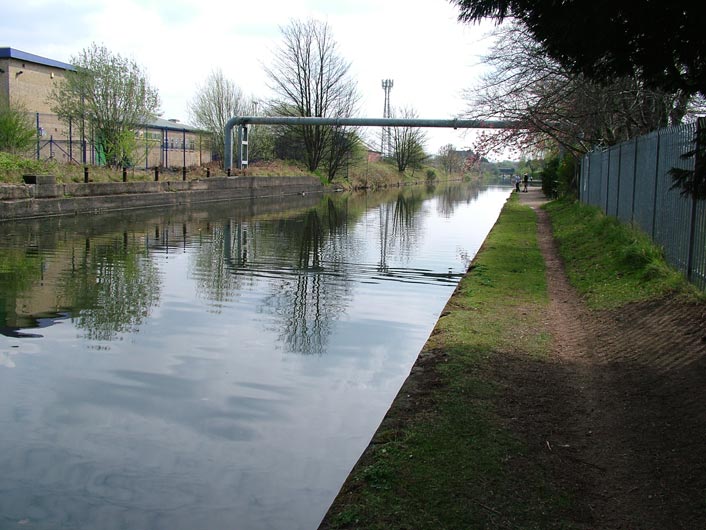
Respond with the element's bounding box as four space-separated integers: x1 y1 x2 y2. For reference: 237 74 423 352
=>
0 176 325 221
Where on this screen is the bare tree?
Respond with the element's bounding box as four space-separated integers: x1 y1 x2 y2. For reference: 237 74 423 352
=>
465 23 698 159
324 127 361 181
437 144 464 175
189 69 252 165
264 18 359 173
50 43 160 167
390 106 428 172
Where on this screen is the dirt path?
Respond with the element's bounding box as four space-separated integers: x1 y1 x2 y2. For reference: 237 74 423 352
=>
508 189 706 528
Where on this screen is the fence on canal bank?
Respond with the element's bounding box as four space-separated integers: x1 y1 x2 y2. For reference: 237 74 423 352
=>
579 118 706 290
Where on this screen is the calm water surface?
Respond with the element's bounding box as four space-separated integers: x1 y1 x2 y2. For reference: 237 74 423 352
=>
0 183 510 530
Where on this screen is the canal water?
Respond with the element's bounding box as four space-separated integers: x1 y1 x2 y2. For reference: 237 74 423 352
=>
0 183 510 530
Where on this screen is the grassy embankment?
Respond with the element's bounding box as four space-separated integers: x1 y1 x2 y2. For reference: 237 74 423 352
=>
321 195 696 530
0 151 447 189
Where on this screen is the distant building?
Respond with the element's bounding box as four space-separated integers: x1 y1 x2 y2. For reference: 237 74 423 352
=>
367 149 382 164
0 47 213 167
361 140 382 163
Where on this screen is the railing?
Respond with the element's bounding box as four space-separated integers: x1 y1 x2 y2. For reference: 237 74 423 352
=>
580 118 705 290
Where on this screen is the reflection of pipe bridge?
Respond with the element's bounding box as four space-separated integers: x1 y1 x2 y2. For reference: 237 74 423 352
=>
224 116 518 171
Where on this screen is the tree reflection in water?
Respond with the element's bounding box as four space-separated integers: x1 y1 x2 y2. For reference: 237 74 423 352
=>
298 209 323 270
59 234 161 342
266 197 353 355
0 183 489 352
437 182 483 218
378 191 424 272
190 220 249 311
0 246 46 336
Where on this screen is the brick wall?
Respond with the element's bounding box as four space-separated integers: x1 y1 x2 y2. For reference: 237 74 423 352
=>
5 57 66 113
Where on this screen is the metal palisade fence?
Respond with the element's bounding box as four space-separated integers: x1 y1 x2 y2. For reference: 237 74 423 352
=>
29 112 214 169
580 117 706 290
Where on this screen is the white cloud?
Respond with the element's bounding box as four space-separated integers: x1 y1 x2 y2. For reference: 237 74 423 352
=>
3 0 499 153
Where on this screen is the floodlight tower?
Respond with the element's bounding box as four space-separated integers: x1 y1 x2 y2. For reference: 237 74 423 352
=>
381 79 394 156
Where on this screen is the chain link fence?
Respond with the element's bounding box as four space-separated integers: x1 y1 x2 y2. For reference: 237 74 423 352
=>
580 118 705 290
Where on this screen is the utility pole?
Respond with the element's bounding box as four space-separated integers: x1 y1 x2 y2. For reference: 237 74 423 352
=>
381 79 393 157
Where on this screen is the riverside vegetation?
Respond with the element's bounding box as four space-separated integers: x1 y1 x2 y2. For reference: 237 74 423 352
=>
0 151 478 190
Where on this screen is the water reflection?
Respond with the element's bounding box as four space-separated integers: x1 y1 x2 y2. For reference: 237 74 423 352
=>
0 185 497 349
191 220 247 309
378 191 425 273
0 183 511 530
60 234 161 341
262 199 354 355
0 245 46 337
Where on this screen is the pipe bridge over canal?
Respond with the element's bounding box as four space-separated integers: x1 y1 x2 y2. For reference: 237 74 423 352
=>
224 116 517 170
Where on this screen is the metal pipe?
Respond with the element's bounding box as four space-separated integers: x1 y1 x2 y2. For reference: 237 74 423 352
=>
224 116 518 170
36 113 40 160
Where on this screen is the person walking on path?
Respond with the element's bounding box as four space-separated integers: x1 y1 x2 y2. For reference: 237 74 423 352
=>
523 173 529 192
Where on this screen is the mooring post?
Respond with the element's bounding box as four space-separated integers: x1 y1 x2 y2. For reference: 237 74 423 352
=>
84 167 89 183
154 167 159 182
122 167 127 182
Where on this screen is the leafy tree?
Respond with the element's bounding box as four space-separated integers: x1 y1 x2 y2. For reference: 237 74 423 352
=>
540 152 577 198
452 0 706 97
265 18 360 172
189 69 251 165
0 96 35 154
50 43 160 167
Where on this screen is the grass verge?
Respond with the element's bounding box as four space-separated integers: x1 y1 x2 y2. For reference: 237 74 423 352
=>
544 199 696 309
320 194 573 530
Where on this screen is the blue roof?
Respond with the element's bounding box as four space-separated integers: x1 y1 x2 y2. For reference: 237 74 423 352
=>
0 47 74 71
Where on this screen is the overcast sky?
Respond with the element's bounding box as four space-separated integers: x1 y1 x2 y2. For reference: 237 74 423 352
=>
3 0 502 156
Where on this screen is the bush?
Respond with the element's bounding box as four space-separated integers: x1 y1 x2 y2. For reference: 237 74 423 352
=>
0 152 44 174
541 156 559 197
541 153 578 198
0 97 36 154
425 168 437 182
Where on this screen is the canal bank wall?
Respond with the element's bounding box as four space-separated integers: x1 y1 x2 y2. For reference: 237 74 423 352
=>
0 176 324 221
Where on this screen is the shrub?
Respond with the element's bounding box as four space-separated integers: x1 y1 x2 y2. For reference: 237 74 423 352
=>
0 97 36 154
541 153 578 198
